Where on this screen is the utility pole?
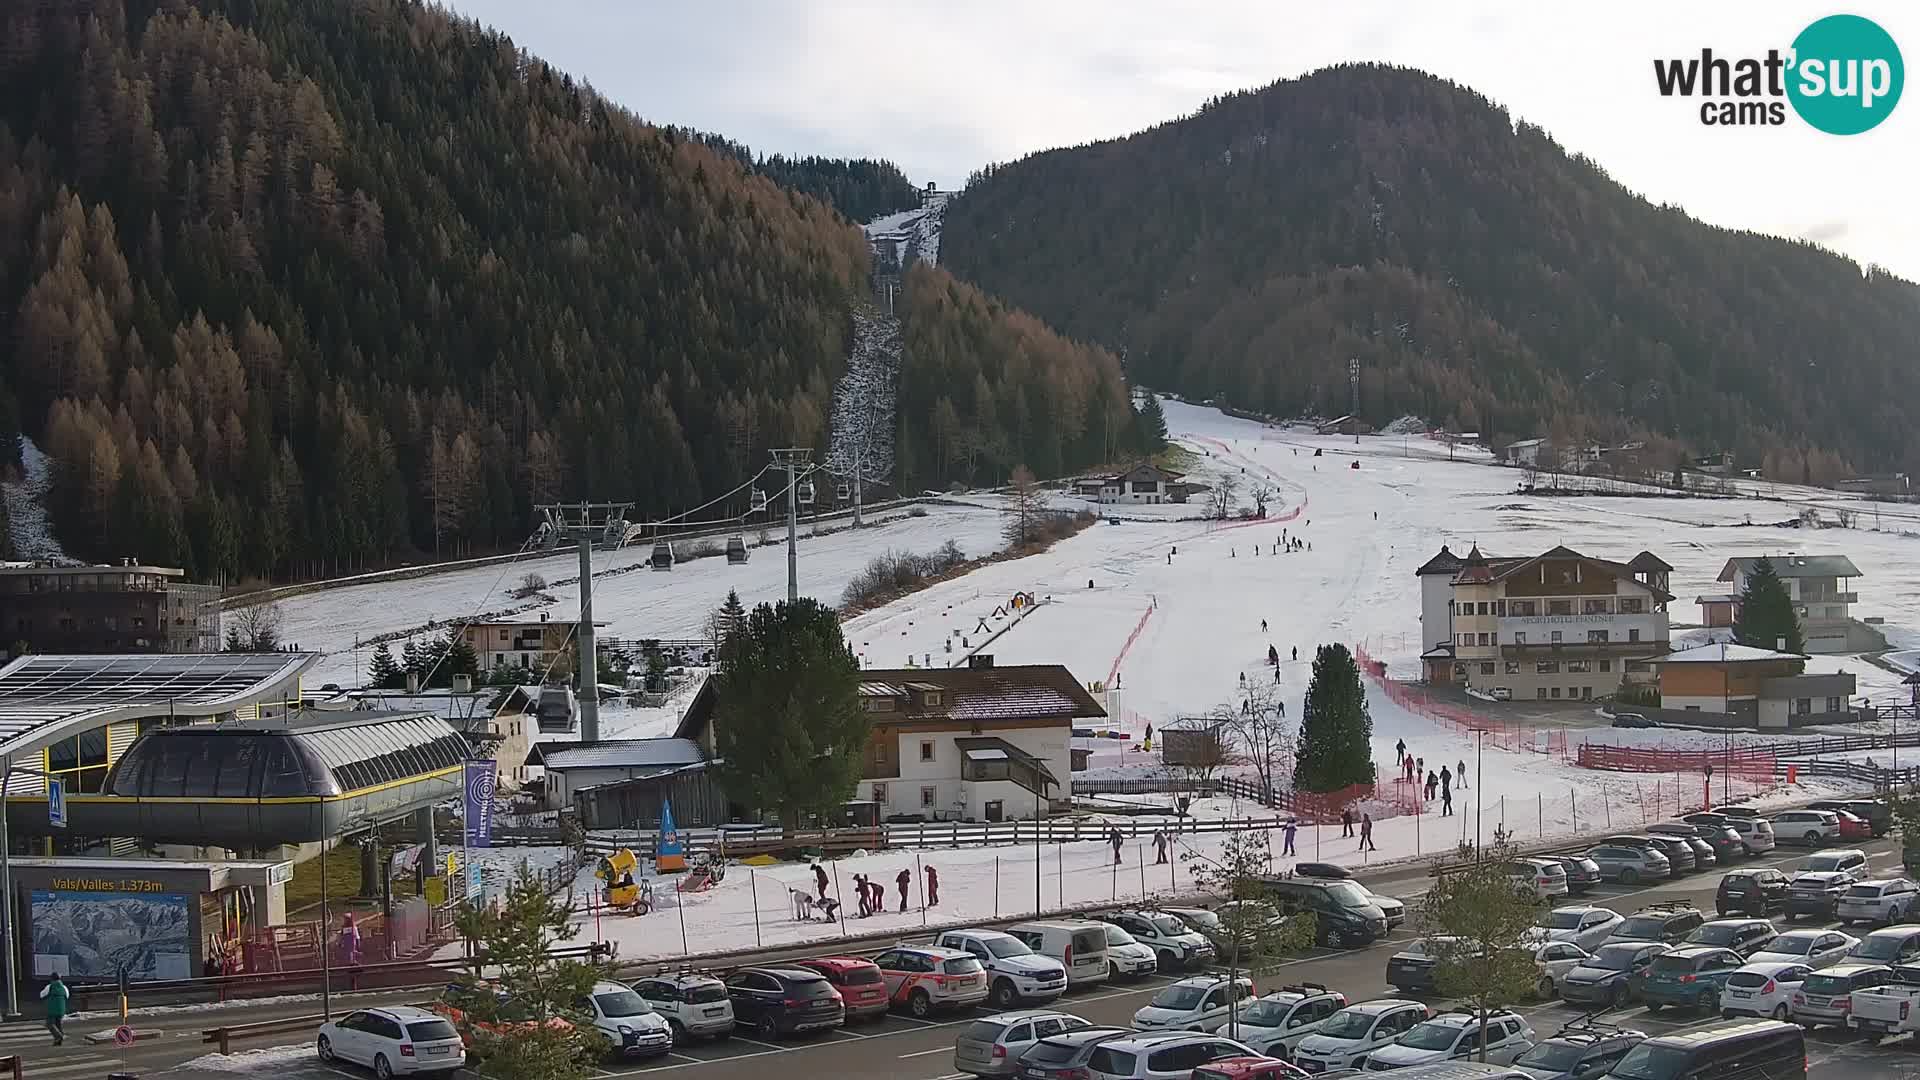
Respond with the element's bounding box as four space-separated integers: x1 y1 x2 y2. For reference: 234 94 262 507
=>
853 439 864 529
536 502 631 743
771 449 813 601
1349 358 1360 445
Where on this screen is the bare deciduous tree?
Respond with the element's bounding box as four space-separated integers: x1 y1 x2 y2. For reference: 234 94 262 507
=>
224 600 284 652
1004 464 1044 548
1247 478 1275 517
1223 680 1295 804
514 572 548 598
1207 473 1241 520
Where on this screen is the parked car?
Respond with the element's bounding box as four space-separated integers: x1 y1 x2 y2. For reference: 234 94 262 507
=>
1132 975 1256 1033
1721 962 1812 1021
1260 877 1391 948
872 945 991 1017
1829 810 1873 840
1712 805 1764 819
428 984 573 1046
1799 848 1870 876
1100 911 1216 972
1834 879 1920 927
934 929 1070 1008
1642 826 1717 869
791 956 891 1020
1535 906 1622 952
1791 963 1895 1029
1771 809 1843 847
1601 834 1694 875
1509 1025 1644 1080
1361 1009 1537 1070
723 966 846 1038
1683 918 1779 959
1609 1020 1804 1080
1639 947 1746 1013
1716 869 1790 916
1006 920 1112 988
1604 904 1706 947
1557 942 1669 1009
1014 1026 1133 1080
1294 864 1405 924
577 981 673 1059
1807 799 1892 838
1584 844 1669 885
1192 1057 1311 1080
1689 812 1777 854
1649 822 1743 862
318 1006 466 1079
1748 929 1858 970
1098 922 1160 980
1844 964 1920 1038
1611 712 1656 729
953 1010 1092 1078
1229 984 1350 1060
1549 856 1602 895
1787 871 1853 920
1530 941 1591 999
1076 1030 1260 1079
1507 858 1569 900
1845 926 1920 967
1290 999 1430 1074
632 972 736 1043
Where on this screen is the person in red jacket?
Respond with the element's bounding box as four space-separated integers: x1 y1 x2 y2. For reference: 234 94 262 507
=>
924 864 939 906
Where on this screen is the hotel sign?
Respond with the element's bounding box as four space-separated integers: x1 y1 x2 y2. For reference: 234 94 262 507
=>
1503 615 1617 625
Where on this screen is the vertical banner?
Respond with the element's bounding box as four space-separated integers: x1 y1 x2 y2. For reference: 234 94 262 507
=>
463 761 496 848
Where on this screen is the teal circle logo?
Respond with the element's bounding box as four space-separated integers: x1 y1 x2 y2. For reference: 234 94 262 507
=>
1787 14 1903 134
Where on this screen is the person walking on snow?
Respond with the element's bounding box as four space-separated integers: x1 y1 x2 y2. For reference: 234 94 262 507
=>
1268 645 1279 666
1282 818 1298 856
1292 646 1298 662
853 874 871 917
924 864 940 906
1395 739 1406 766
1439 765 1452 792
1458 759 1468 788
1340 808 1355 838
1153 828 1170 864
1425 771 1438 800
1109 827 1125 865
895 868 912 912
1360 813 1378 851
1442 787 1454 817
1261 619 1268 633
40 972 67 1045
812 861 830 903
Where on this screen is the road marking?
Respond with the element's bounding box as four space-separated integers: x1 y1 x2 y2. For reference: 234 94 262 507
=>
602 1045 790 1075
725 1036 786 1052
891 1014 939 1027
21 1059 126 1078
828 1026 873 1039
667 1052 704 1063
898 1045 952 1058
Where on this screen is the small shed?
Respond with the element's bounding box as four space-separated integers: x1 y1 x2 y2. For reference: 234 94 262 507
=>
1159 716 1230 766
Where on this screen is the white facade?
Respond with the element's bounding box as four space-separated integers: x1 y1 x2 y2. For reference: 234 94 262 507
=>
1419 573 1455 652
860 726 1069 821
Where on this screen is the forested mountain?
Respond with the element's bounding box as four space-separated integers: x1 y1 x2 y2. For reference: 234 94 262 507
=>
0 0 1128 584
943 64 1920 480
676 132 922 224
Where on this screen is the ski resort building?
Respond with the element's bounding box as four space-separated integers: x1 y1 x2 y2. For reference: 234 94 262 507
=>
1069 463 1195 505
458 615 602 674
1648 641 1858 729
0 561 220 655
1712 555 1879 654
1418 544 1673 701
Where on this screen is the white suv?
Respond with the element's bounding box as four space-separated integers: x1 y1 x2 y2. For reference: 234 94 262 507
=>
318 1005 465 1078
1771 810 1842 846
579 981 672 1058
1291 999 1429 1073
1099 922 1160 980
1082 1031 1260 1079
632 972 736 1042
936 929 1070 1008
1834 879 1920 927
1102 910 1217 971
1131 975 1254 1032
1361 1010 1537 1070
1231 983 1349 1059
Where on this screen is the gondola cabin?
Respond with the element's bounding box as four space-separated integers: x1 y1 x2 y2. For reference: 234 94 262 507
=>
750 489 769 513
725 535 749 564
649 541 675 571
796 479 815 506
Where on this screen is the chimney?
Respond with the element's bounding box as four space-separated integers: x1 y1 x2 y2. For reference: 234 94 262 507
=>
453 674 473 694
969 654 995 669
405 671 421 694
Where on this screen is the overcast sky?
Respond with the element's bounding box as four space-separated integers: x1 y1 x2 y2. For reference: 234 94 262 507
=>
444 1 1917 282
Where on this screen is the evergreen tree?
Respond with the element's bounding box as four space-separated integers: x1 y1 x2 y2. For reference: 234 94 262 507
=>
367 642 403 690
449 864 607 1079
436 628 480 688
1295 643 1375 792
401 638 424 684
1734 557 1805 654
1136 394 1169 452
711 597 864 827
708 589 747 648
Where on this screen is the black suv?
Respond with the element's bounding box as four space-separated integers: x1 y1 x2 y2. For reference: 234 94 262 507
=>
1808 799 1892 838
1717 869 1790 916
1017 1026 1131 1079
1258 876 1388 947
1609 903 1706 945
722 966 844 1039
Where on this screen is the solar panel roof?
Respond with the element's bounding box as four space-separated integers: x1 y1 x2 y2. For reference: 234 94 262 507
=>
0 652 317 755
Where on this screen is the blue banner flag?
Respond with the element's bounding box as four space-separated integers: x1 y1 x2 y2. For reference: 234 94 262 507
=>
463 761 496 848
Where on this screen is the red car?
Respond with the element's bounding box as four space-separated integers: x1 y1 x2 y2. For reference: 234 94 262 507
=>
792 957 890 1021
1832 810 1872 840
1193 1057 1309 1080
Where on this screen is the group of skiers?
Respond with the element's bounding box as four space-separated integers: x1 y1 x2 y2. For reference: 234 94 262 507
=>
1109 826 1174 865
1393 740 1467 817
828 861 940 918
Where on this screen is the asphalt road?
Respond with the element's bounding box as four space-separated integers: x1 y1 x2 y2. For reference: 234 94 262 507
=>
14 836 1914 1079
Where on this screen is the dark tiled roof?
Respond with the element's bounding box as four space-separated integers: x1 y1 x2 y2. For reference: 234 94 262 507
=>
1415 546 1463 576
1629 551 1674 572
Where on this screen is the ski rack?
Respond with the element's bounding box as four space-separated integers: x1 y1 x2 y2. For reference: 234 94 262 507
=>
1552 1013 1637 1039
1634 899 1698 913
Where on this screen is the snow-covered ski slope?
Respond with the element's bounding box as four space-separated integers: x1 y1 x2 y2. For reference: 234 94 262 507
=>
282 505 1011 687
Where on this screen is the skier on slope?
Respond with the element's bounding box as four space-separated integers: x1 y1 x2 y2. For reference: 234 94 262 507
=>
1268 644 1279 666
1261 619 1268 633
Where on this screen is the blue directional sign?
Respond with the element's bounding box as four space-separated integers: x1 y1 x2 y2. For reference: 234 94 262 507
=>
47 778 66 828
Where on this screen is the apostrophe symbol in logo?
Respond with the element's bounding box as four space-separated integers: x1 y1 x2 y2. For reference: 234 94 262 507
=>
1788 14 1904 134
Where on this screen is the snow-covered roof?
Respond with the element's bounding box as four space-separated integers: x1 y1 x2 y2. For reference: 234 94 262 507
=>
1652 642 1807 664
1718 555 1863 581
529 737 705 771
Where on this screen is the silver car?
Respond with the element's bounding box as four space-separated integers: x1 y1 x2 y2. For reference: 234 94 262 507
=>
955 1011 1093 1077
1585 843 1670 884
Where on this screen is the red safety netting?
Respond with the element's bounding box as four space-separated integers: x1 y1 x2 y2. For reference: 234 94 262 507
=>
1354 641 1570 759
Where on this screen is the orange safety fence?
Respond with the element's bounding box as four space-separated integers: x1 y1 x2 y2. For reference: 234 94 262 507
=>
1353 641 1571 759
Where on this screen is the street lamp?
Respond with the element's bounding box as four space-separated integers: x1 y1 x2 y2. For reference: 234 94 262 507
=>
1470 728 1488 853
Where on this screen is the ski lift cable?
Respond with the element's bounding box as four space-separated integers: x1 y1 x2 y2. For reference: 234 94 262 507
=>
412 530 549 692
648 463 781 527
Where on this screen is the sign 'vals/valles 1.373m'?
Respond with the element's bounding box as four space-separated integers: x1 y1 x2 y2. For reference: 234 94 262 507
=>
1654 13 1904 133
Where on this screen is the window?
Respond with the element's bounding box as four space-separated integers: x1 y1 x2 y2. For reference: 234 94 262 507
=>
1619 598 1645 614
1457 634 1469 647
1477 633 1489 646
1794 698 1812 715
1505 661 1521 675
131 615 146 628
1626 660 1650 672
919 740 935 762
1551 687 1562 699
871 782 887 803
1538 688 1548 700
1494 601 1506 616
1480 663 1495 675
1588 629 1610 643
1478 602 1489 615
1628 629 1641 642
871 744 886 767
920 786 937 808
1510 600 1537 616
1826 696 1844 714
1567 660 1592 673
1537 661 1560 674
1551 630 1564 643
1453 662 1468 678
1584 599 1610 614
1549 600 1573 615
498 628 509 642
923 691 943 708
1599 659 1612 672
1513 632 1527 644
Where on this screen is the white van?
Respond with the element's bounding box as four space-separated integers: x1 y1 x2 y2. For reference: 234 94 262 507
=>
1006 919 1111 988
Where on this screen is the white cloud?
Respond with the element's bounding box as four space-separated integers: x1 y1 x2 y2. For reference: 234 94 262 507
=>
442 0 1917 279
